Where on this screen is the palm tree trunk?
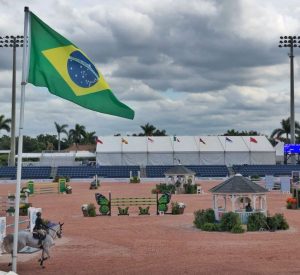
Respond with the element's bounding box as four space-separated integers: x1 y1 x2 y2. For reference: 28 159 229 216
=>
58 133 61 152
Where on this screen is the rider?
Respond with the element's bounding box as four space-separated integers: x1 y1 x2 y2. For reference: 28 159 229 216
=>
33 212 48 246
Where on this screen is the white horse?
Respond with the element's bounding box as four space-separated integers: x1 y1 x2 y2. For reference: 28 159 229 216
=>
2 222 64 268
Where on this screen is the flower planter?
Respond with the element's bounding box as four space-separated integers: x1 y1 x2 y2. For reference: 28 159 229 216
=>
291 203 297 209
66 189 72 194
82 210 89 217
178 208 185 214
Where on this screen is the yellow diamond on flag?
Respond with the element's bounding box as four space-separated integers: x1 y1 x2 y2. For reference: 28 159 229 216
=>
42 45 110 96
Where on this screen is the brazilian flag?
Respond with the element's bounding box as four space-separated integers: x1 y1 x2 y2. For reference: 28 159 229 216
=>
28 12 134 119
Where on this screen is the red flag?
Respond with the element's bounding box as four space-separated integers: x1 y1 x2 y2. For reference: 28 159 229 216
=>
250 137 257 143
96 138 103 144
148 137 154 143
199 138 206 144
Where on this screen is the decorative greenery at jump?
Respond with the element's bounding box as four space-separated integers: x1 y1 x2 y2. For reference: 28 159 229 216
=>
95 192 172 216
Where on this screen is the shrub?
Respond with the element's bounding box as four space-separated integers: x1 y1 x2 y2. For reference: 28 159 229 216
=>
231 224 245 234
247 212 267 231
153 183 175 194
220 212 241 232
87 203 96 217
183 183 197 194
201 223 218 232
268 213 289 230
171 202 185 214
193 208 215 229
130 176 140 183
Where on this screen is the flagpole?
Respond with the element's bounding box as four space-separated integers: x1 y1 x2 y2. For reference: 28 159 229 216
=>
12 6 29 273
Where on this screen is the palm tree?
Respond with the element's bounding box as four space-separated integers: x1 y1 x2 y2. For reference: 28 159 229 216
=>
54 122 68 151
83 131 96 144
140 123 156 136
0 114 11 133
271 117 300 142
69 124 86 148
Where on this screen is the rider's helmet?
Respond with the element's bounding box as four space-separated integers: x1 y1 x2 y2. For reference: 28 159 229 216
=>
36 212 42 217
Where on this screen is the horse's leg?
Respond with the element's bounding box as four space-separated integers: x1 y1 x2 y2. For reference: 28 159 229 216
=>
8 253 12 266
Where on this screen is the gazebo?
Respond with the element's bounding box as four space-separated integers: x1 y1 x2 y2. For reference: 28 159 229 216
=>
164 165 196 191
209 174 268 223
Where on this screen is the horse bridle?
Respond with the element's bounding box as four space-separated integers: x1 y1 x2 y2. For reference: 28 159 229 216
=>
47 223 64 238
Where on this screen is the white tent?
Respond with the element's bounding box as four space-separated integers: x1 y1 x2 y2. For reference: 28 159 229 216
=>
274 142 284 164
95 136 276 166
197 136 224 165
173 136 199 165
242 136 276 164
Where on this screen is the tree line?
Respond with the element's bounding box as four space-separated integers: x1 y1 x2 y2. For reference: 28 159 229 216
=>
0 114 297 153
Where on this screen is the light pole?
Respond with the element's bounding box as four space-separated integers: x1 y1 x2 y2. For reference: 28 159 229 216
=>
279 35 300 164
0 35 24 166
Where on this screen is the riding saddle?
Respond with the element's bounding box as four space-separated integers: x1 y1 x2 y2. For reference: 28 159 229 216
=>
33 231 46 241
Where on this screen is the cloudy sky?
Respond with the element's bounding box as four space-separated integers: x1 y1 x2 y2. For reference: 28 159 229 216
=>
0 0 300 138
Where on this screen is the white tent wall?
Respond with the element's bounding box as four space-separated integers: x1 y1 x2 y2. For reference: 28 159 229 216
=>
123 153 148 166
218 136 250 165
148 153 174 165
200 152 225 165
173 136 200 165
197 136 225 165
97 153 122 165
173 152 200 165
95 136 275 166
242 136 276 165
275 142 284 164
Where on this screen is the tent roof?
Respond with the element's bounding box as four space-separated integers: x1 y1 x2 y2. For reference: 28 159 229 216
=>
196 136 224 151
242 136 275 152
164 165 196 175
209 174 268 194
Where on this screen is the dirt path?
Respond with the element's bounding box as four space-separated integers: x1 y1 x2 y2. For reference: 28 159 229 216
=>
0 180 299 274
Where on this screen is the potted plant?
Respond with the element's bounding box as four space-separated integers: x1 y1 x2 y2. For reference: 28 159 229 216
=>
130 176 140 184
6 207 15 216
66 184 72 194
171 202 186 215
19 203 32 216
87 203 96 217
81 204 89 217
286 197 297 209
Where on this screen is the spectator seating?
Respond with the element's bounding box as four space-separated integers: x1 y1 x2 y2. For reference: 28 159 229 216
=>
57 165 140 178
0 166 51 179
232 164 300 177
145 165 229 178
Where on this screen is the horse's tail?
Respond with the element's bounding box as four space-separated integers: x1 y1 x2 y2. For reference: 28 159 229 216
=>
2 234 13 254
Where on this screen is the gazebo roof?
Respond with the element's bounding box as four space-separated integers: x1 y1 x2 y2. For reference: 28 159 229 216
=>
209 174 268 194
164 165 196 176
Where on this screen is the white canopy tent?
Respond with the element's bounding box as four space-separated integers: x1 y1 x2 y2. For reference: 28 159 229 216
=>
96 136 276 166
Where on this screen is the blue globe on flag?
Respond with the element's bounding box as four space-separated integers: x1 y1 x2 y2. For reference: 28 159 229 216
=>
67 50 99 88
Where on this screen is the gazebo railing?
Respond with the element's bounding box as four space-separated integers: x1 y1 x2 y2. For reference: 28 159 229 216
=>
215 209 266 224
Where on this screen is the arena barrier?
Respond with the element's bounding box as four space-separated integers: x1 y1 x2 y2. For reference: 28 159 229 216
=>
95 192 172 216
27 179 66 195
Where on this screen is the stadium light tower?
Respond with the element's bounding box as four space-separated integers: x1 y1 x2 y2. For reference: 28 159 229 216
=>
0 35 24 167
279 35 300 164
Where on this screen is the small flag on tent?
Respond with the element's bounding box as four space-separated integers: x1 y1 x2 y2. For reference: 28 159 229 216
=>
225 137 233 142
199 138 206 144
250 137 257 143
96 137 103 144
148 137 154 143
173 136 180 142
122 138 128 144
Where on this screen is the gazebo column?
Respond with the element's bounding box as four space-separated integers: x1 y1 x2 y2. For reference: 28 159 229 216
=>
253 195 257 210
224 196 227 211
231 195 235 212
